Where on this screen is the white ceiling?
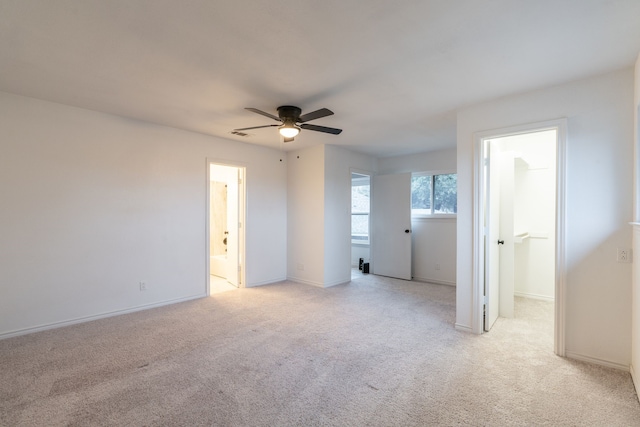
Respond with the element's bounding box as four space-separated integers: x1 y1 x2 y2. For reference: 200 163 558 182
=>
2 1 640 157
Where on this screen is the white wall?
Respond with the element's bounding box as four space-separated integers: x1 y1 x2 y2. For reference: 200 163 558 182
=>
325 145 377 286
635 54 640 222
378 148 457 285
503 132 557 301
351 245 369 268
378 148 456 175
631 53 640 393
0 91 287 338
514 165 556 300
411 218 456 285
632 224 640 388
286 144 376 287
287 144 326 286
457 68 634 368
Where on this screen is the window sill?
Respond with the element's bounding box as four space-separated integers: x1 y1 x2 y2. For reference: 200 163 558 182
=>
412 214 457 220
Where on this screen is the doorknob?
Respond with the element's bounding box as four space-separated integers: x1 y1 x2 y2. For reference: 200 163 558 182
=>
498 239 504 245
405 229 411 233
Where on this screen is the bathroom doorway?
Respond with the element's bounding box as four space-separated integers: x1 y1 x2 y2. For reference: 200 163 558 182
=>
207 162 246 294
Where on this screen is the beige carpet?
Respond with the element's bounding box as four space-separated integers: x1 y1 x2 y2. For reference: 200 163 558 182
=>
1 274 639 426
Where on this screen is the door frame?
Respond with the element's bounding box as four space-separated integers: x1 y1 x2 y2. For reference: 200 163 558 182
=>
350 168 373 270
206 158 247 295
484 140 503 332
472 118 567 356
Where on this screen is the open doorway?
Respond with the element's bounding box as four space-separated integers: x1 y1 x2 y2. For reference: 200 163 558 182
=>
207 162 246 295
474 119 566 355
351 171 371 280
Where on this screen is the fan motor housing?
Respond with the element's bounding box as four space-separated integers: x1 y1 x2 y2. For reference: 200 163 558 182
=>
277 106 302 121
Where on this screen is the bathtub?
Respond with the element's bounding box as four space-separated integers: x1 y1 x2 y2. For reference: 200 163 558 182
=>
210 254 227 278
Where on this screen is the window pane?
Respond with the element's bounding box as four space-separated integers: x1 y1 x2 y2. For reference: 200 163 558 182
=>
434 174 457 214
351 214 369 239
411 175 432 211
352 185 370 214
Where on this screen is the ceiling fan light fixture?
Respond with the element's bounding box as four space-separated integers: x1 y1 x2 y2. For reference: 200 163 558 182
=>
279 123 300 138
238 106 341 140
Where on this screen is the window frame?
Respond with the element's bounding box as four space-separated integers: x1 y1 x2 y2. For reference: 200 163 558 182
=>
411 170 457 218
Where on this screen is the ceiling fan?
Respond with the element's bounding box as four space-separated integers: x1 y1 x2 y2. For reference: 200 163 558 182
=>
234 106 342 142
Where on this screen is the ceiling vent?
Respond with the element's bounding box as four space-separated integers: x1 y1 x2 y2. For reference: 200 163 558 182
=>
230 131 249 137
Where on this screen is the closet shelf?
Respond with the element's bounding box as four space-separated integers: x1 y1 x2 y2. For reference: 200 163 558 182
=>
514 231 549 243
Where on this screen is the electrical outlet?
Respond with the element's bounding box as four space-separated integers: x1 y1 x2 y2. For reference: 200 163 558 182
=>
139 281 147 291
617 248 632 263
435 264 441 270
297 263 304 271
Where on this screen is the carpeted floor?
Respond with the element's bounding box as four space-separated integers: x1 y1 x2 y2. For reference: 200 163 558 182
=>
1 274 639 426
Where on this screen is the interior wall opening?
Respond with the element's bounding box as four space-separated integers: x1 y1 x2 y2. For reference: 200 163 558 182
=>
475 120 566 355
351 171 371 278
208 162 245 294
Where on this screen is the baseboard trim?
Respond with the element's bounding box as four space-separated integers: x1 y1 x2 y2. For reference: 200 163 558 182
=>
413 277 456 287
324 278 350 288
514 291 554 302
455 323 473 333
245 277 287 287
287 276 325 288
631 364 640 400
565 351 630 372
287 276 349 288
0 293 206 340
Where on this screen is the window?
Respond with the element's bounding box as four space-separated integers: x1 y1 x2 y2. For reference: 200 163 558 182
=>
351 173 370 244
412 172 457 216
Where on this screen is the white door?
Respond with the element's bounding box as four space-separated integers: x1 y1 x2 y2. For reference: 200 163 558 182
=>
226 168 240 287
485 141 501 331
498 151 515 318
371 173 412 280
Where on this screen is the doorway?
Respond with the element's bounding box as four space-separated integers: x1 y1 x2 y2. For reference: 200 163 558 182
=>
474 119 566 355
351 171 371 279
207 162 245 295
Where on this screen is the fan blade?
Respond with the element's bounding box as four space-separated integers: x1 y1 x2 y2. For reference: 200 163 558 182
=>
234 124 279 131
283 137 295 143
245 108 281 122
298 108 334 123
300 123 342 135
